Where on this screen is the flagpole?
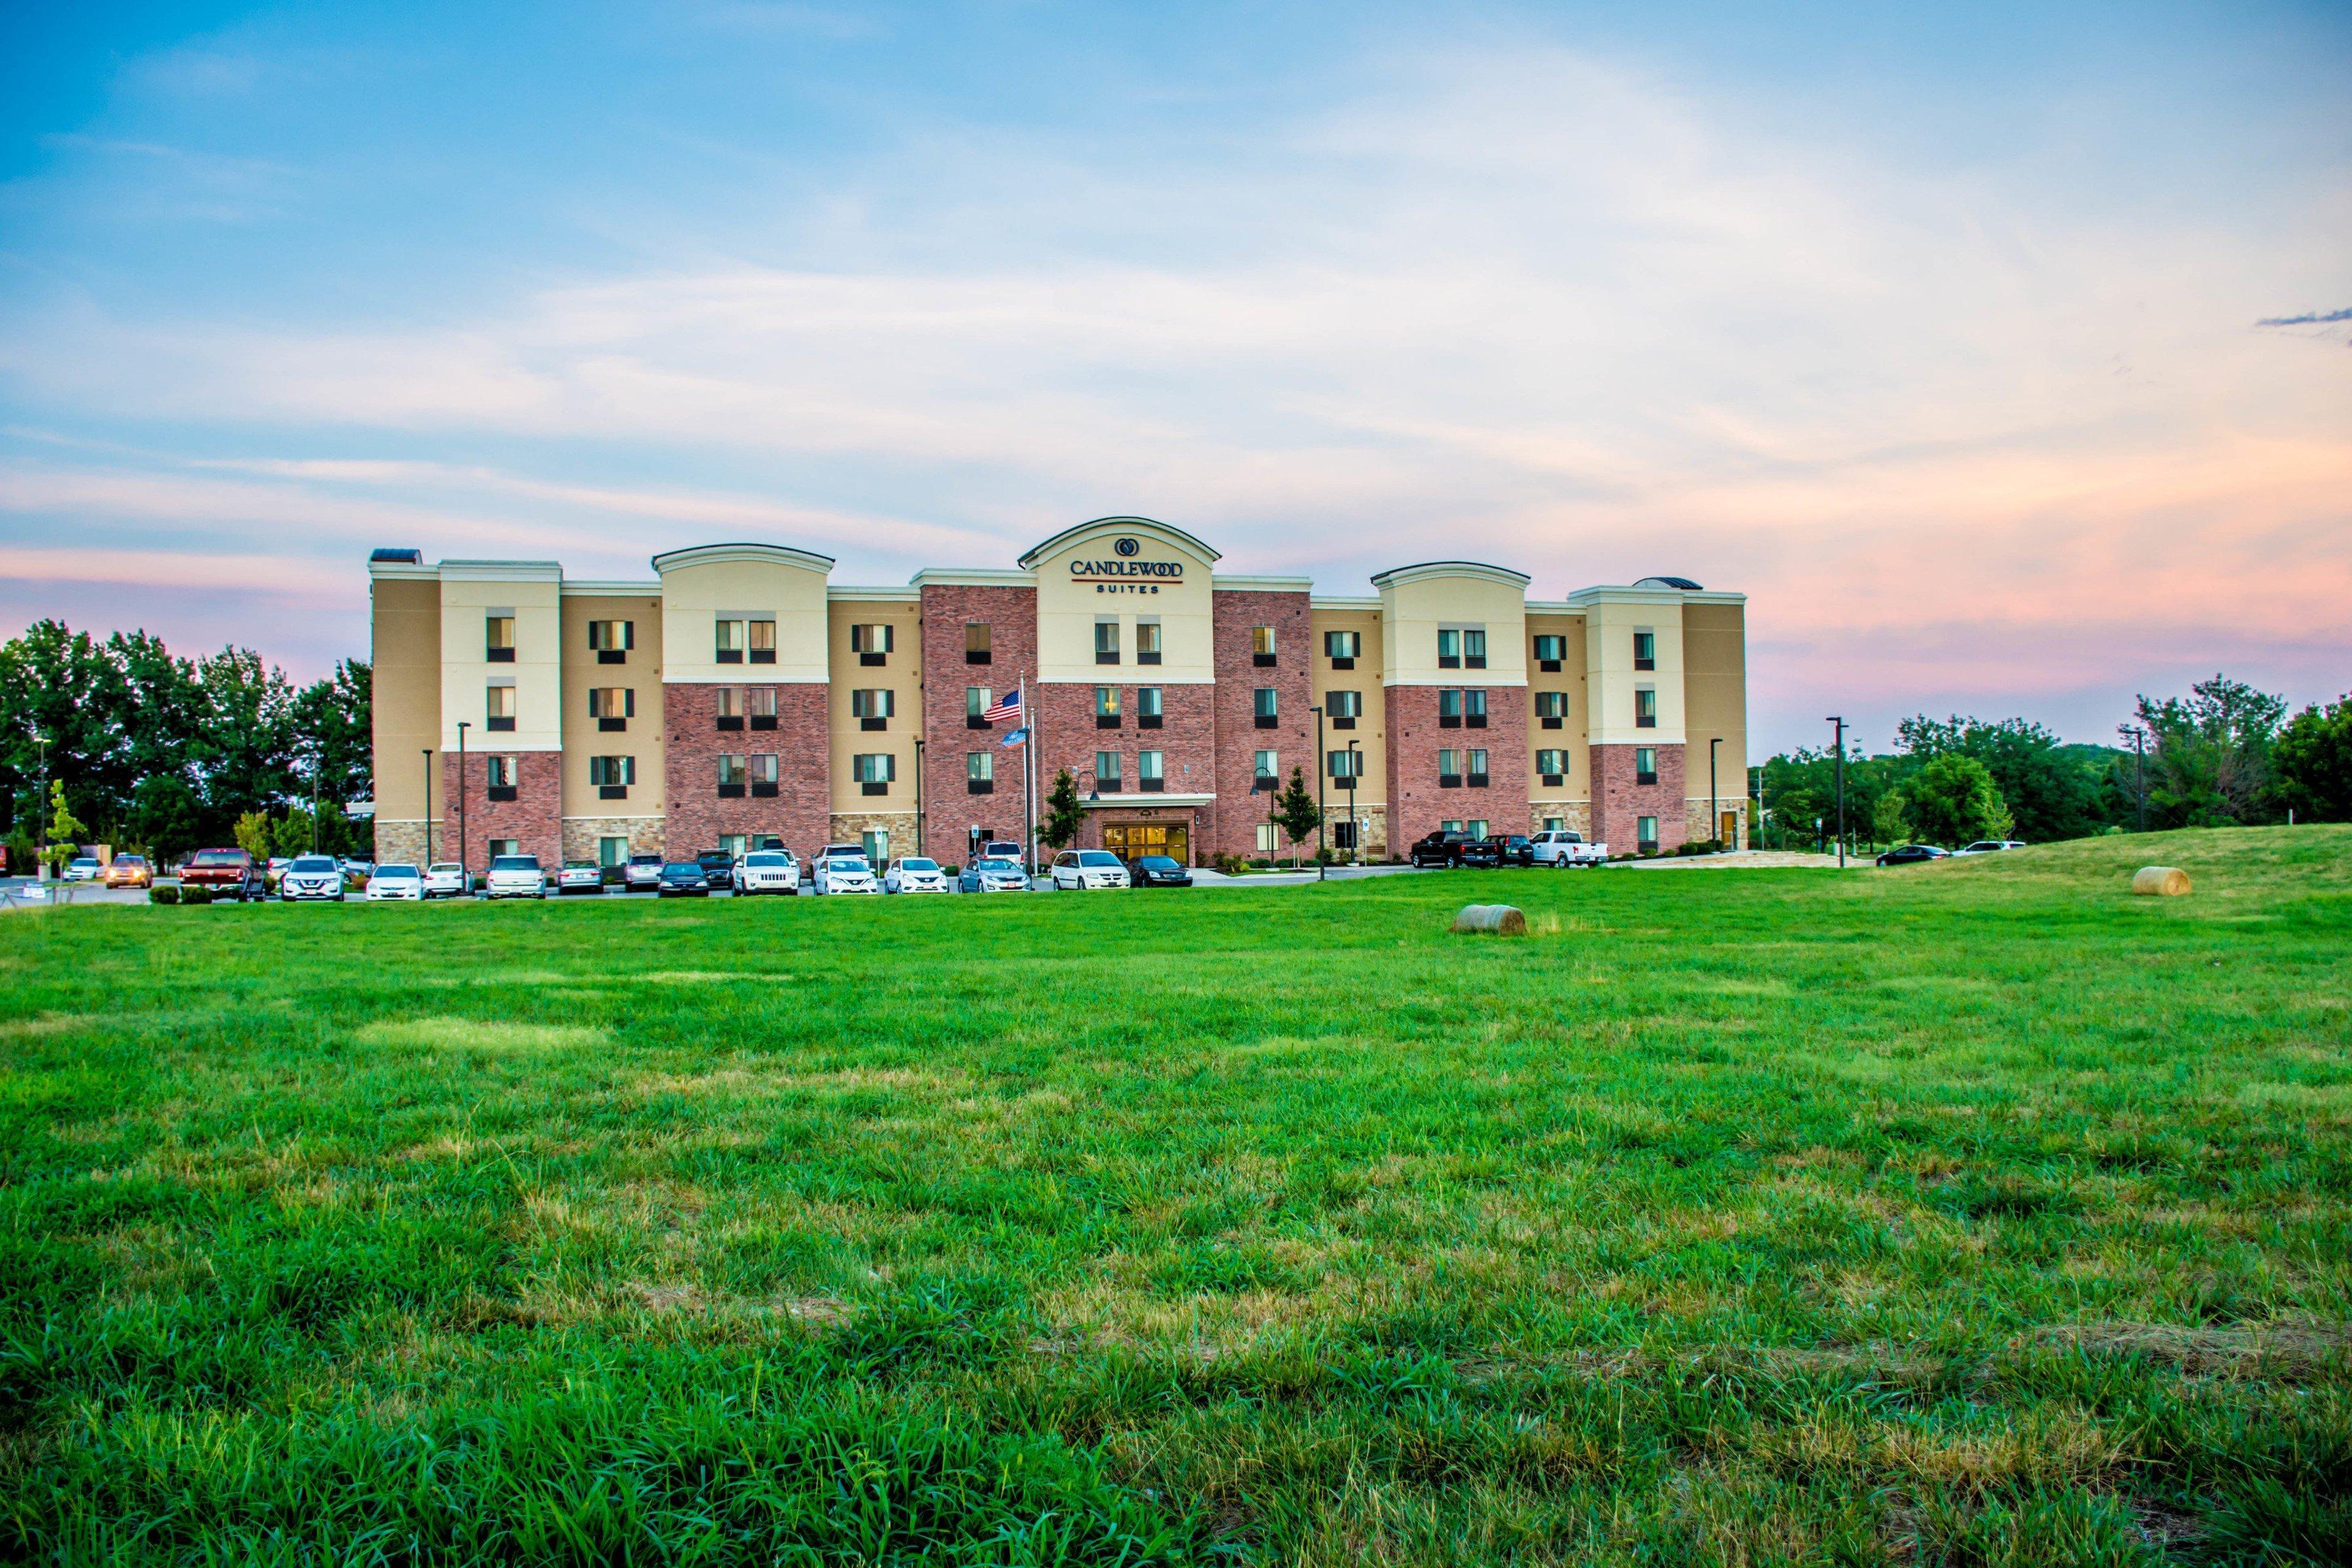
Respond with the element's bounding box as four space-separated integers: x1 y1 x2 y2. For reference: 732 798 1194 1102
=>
1020 679 1035 881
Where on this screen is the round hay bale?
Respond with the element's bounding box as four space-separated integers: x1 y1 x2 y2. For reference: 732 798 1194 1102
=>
2131 865 2191 897
1451 903 1528 935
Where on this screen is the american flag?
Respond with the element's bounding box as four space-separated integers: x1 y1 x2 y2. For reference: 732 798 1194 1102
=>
982 686 1020 724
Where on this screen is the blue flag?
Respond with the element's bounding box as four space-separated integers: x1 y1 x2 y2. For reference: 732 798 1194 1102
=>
1001 727 1028 747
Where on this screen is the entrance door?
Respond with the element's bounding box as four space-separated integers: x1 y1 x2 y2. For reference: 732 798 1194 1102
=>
1719 811 1738 847
1102 822 1189 866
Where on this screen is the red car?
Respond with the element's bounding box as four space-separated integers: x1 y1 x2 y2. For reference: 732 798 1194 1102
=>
179 848 264 902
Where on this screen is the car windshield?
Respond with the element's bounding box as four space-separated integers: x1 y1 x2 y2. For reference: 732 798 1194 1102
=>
290 857 337 872
1077 851 1121 867
490 856 538 870
900 859 938 872
974 859 1017 872
662 864 700 875
374 865 420 878
745 854 786 867
72 857 99 867
1136 856 1178 870
827 858 866 870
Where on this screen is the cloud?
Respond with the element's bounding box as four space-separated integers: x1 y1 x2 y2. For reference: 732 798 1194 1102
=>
2255 307 2352 326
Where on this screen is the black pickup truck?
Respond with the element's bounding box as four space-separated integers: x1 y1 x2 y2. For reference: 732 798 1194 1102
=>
1408 831 1501 869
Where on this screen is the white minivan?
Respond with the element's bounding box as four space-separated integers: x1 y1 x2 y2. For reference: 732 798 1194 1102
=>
1050 850 1131 891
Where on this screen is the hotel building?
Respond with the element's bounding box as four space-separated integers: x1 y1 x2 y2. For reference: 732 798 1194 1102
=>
368 517 1747 869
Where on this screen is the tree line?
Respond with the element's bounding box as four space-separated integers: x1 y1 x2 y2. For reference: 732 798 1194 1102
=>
1756 674 2352 852
0 620 372 870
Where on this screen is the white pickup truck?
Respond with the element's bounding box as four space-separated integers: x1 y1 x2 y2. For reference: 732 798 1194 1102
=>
1530 829 1608 867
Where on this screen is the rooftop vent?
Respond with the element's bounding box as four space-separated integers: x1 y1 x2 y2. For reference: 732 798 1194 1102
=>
369 548 424 564
1634 575 1703 590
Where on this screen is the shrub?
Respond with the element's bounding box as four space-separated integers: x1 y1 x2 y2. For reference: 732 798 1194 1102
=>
148 883 179 905
1212 852 1246 876
180 885 213 905
1676 838 1724 857
1248 857 1273 869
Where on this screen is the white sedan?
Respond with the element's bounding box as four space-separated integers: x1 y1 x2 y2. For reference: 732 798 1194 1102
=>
1050 850 1131 891
1952 840 2029 856
423 862 468 898
63 856 102 883
365 863 426 900
883 856 951 893
484 854 548 899
736 850 801 895
556 861 605 895
812 854 879 894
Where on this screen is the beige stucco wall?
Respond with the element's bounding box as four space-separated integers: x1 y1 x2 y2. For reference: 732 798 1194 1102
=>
439 568 562 752
827 593 922 815
1308 605 1386 807
371 573 441 824
1378 571 1530 687
658 552 831 684
1033 522 1216 684
1525 609 1586 804
1682 598 1748 823
560 588 666 820
1585 593 1685 745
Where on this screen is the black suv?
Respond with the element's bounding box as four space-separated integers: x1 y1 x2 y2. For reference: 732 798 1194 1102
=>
1409 831 1501 869
1484 834 1534 866
695 849 736 883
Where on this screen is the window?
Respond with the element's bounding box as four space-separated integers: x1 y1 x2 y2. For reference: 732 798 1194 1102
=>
1327 749 1360 781
598 835 629 869
1536 691 1567 729
1328 689 1360 729
1254 749 1278 789
1136 618 1162 665
1253 687 1278 728
851 624 893 666
965 622 992 665
1137 686 1163 728
1439 689 1463 727
1638 815 1659 849
1095 750 1123 788
1636 746 1657 785
966 686 992 729
1537 748 1567 786
485 683 516 731
1544 817 1564 833
1095 617 1120 665
715 685 745 730
1463 628 1487 669
1533 633 1566 670
589 755 635 798
589 687 633 730
1324 628 1360 667
720 834 748 859
748 617 776 664
1438 748 1461 786
1634 630 1656 671
1466 820 1488 841
853 753 895 795
488 838 521 859
1252 625 1276 666
748 687 777 729
1139 750 1164 791
715 617 745 663
750 753 780 796
485 755 517 796
485 614 514 662
862 828 889 865
717 754 747 796
1464 689 1487 728
1468 748 1490 787
1438 628 1460 669
1635 687 1658 728
852 688 894 729
589 619 633 663
1096 686 1121 728
1256 823 1279 854
967 751 994 793
1441 820 1463 834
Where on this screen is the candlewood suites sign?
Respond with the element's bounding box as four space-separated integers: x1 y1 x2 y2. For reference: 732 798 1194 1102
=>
1071 537 1183 593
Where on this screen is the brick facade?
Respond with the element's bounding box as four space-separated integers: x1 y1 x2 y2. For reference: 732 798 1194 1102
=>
917 584 1038 857
1210 589 1313 859
1590 742 1687 852
1030 677 1219 860
1382 685 1532 853
442 750 562 870
663 682 831 858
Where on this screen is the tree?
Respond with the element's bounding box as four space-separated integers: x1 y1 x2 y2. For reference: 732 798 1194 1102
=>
1273 766 1323 867
1036 769 1085 856
127 775 206 864
43 781 86 875
2272 694 2352 823
1894 714 2115 843
294 658 372 810
1870 791 1910 850
234 810 272 862
2129 674 2285 827
1903 754 2012 846
270 807 319 861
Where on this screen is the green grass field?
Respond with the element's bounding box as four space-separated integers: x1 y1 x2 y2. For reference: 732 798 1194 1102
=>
4 827 2348 1566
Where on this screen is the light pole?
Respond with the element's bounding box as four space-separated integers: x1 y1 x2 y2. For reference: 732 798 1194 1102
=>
1825 716 1847 869
912 736 925 859
1346 740 1362 865
455 721 470 888
1709 736 1722 851
2129 725 2148 832
421 748 434 863
1310 703 1327 881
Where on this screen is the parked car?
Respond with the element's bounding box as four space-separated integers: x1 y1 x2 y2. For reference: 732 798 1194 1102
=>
556 860 604 895
735 850 801 895
959 856 1030 894
179 848 263 901
812 854 879 895
103 854 153 888
1484 834 1536 867
1129 854 1193 888
366 863 425 901
695 850 736 884
265 856 291 887
1875 844 1949 867
485 854 549 899
623 852 665 892
62 856 101 883
279 854 347 902
1408 831 1499 869
1529 829 1608 868
339 858 375 883
423 862 468 898
883 856 951 894
657 861 712 897
980 840 1026 873
1050 850 1131 890
1952 840 2029 856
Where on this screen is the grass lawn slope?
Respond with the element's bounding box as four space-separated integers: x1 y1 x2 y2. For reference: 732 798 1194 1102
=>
4 826 2348 1564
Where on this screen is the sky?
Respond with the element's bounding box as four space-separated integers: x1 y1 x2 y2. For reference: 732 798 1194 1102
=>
1 1 2346 756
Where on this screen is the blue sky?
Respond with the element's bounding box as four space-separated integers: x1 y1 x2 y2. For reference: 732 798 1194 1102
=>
3 1 2346 753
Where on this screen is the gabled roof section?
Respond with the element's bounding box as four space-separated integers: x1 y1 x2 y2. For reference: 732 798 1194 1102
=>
650 542 836 575
1016 516 1221 570
1370 560 1531 591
